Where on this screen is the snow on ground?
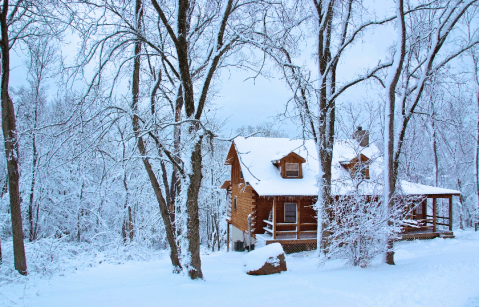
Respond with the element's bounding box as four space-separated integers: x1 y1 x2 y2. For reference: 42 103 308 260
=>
1 230 479 307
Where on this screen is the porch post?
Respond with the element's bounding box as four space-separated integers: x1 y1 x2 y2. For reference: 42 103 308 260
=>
227 221 230 252
297 198 301 239
449 195 453 231
433 197 437 232
273 197 277 240
422 197 427 219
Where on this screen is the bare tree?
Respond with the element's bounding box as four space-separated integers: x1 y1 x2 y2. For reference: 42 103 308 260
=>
74 0 269 279
249 0 394 254
382 0 479 264
383 0 406 265
1 0 31 275
20 37 58 242
471 50 479 229
0 0 72 274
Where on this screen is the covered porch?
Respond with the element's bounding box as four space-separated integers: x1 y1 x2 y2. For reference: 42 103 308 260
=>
260 196 318 240
255 196 318 253
257 192 459 247
401 193 459 240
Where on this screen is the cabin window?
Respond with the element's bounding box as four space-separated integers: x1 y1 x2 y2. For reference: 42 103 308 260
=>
234 196 237 210
285 163 299 177
284 202 297 223
354 163 369 179
240 170 243 179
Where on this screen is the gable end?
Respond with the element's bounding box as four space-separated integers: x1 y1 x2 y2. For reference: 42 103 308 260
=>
277 152 305 179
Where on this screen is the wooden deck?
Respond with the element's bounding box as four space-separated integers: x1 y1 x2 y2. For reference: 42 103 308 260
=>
256 233 317 245
400 229 454 240
255 194 457 251
257 228 455 247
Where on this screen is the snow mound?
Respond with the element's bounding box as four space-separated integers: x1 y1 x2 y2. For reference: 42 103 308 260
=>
242 243 285 272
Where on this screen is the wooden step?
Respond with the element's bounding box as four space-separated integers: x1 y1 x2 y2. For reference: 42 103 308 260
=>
440 234 455 239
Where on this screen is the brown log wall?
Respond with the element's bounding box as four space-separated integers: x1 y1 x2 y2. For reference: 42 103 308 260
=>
253 196 317 235
229 152 255 232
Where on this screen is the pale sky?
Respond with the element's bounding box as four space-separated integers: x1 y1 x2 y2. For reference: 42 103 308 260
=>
8 0 397 140
216 0 396 138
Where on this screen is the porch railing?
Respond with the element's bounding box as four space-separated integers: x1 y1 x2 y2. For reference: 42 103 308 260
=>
263 219 317 239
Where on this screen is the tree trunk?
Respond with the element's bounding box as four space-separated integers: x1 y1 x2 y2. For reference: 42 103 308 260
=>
28 135 38 242
28 89 39 242
476 86 479 229
383 0 406 266
472 53 479 229
314 0 335 255
122 168 134 243
1 1 27 275
457 179 465 230
427 112 439 187
184 135 204 279
130 0 181 271
168 86 184 239
77 182 85 242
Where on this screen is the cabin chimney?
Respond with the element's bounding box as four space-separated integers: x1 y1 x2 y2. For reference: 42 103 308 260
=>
353 126 369 147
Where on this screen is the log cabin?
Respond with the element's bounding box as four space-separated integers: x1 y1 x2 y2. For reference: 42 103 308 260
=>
222 128 461 253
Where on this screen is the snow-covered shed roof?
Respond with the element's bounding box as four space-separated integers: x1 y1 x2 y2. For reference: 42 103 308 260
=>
230 136 460 197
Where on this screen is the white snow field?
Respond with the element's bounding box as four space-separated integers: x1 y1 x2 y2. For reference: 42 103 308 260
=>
1 230 479 307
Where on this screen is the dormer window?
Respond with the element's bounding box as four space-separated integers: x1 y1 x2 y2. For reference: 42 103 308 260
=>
274 152 305 179
354 164 369 179
285 163 299 177
341 154 370 180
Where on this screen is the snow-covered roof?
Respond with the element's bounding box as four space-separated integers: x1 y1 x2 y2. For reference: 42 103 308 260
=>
401 181 461 196
231 137 460 197
233 137 318 196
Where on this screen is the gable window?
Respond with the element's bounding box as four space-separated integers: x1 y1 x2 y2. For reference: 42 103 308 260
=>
285 163 299 177
234 196 237 210
240 170 243 179
354 163 369 180
284 202 297 223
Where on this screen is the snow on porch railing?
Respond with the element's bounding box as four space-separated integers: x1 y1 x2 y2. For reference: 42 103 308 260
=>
263 219 317 239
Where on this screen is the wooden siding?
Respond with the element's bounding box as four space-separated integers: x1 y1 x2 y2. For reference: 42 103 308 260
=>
220 180 231 189
254 197 273 235
228 145 254 233
342 154 370 179
230 181 256 233
224 143 237 165
253 196 317 235
230 154 245 186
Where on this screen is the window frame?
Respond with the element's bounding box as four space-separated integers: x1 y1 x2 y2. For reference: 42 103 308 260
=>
353 162 369 180
285 163 300 178
284 202 297 223
414 204 423 215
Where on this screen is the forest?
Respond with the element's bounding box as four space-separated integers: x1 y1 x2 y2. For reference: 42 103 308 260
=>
0 0 478 288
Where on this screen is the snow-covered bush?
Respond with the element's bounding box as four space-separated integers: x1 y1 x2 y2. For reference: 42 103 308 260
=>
0 236 167 284
324 189 414 267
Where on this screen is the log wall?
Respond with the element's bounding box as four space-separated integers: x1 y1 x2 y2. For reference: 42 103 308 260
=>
230 154 256 232
253 196 317 235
